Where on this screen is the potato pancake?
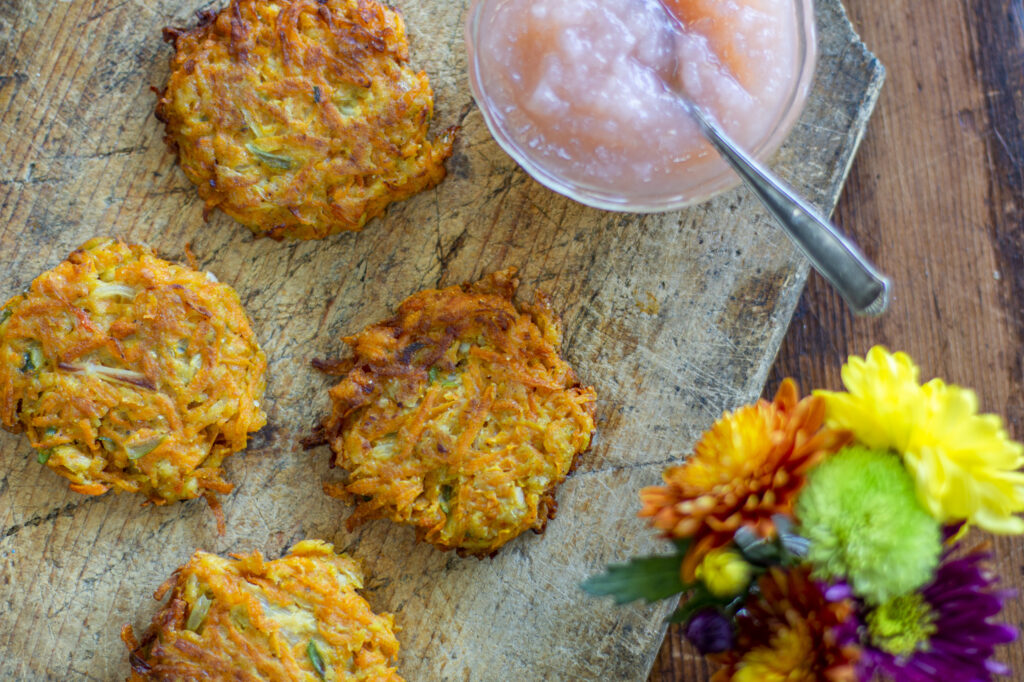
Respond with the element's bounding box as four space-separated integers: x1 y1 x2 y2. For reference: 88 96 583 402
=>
0 238 266 507
124 540 403 681
157 0 456 240
317 268 597 556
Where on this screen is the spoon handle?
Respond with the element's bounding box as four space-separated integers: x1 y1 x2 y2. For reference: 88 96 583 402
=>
686 104 891 316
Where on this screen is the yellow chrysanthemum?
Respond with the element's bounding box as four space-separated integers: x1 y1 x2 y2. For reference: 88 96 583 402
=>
816 346 1024 534
731 627 815 682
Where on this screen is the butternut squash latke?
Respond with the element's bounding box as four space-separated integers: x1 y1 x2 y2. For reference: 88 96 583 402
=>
0 238 266 506
123 540 403 681
157 0 456 240
316 268 597 556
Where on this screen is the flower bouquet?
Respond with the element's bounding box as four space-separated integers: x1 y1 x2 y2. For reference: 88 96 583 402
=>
583 347 1021 681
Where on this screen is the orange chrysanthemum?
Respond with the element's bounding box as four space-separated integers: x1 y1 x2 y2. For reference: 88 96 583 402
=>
639 379 850 580
711 566 861 682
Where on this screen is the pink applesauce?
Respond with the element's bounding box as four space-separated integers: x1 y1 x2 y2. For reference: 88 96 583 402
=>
467 0 814 208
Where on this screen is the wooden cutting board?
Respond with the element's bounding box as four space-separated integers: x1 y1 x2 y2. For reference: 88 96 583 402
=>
0 1 882 679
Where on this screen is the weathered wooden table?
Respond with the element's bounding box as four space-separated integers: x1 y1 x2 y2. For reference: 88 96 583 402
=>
651 0 1024 678
0 0 886 679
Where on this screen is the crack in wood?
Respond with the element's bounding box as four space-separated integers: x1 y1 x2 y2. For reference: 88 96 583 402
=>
1 499 91 540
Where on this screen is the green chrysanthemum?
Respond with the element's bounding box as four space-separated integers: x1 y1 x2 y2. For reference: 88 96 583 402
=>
795 446 941 604
867 592 936 657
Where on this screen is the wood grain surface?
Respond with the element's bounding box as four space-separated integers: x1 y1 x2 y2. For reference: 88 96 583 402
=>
650 0 1024 679
0 1 881 680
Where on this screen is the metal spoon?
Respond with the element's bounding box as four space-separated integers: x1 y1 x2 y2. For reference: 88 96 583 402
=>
676 95 891 316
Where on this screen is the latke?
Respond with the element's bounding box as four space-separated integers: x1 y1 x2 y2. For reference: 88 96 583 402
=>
157 0 457 240
0 238 267 506
316 268 597 556
123 539 403 681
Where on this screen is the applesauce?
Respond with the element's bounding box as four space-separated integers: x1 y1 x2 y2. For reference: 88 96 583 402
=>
465 0 816 210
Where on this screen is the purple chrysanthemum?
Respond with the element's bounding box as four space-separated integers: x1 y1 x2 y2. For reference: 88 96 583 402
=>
861 545 1018 681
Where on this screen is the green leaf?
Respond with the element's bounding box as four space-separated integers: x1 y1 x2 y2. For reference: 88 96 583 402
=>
428 367 460 387
245 142 293 170
126 436 165 460
0 308 11 325
307 640 326 678
667 585 727 624
581 553 689 605
439 484 453 515
37 448 53 465
672 538 692 553
21 345 42 373
773 513 810 558
734 526 781 566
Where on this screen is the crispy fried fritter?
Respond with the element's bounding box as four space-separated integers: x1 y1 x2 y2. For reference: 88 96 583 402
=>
318 268 597 556
0 238 266 505
123 540 403 681
157 0 456 240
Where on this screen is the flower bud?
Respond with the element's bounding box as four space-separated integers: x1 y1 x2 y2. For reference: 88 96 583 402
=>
695 547 752 598
685 608 733 654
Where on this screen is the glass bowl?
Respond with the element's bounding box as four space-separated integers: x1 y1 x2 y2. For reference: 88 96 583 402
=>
464 0 818 212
